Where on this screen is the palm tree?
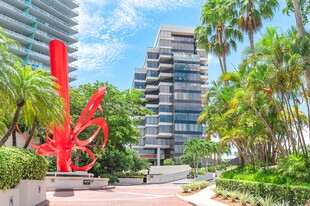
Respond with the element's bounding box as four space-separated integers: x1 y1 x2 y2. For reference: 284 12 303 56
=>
232 0 279 49
0 66 65 147
195 0 243 76
182 138 203 174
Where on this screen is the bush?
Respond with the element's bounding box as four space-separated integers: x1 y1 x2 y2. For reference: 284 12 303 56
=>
163 158 174 165
215 178 310 206
116 172 144 178
220 166 308 187
0 147 48 190
100 174 118 184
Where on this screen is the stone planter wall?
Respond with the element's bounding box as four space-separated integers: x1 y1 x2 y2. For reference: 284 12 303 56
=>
16 180 46 206
0 188 20 206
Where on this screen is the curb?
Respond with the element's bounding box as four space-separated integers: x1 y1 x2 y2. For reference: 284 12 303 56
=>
47 186 115 192
175 193 198 206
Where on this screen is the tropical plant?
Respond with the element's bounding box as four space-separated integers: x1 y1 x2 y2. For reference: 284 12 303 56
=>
182 138 203 174
163 158 174 165
195 0 243 76
221 190 229 200
0 65 65 147
257 196 275 206
238 192 250 206
231 0 279 48
229 191 238 202
181 184 191 192
248 195 259 206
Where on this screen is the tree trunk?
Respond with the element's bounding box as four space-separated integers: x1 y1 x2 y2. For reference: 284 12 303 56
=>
24 121 37 149
74 149 82 169
0 101 25 147
12 128 17 147
291 0 305 37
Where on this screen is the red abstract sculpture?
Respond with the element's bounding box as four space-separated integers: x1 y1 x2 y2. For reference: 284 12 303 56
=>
18 40 108 172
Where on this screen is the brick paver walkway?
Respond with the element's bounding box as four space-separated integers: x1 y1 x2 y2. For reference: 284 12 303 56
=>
48 184 192 206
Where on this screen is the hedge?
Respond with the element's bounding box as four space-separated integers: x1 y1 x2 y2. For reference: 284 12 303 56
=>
215 178 310 206
0 147 48 191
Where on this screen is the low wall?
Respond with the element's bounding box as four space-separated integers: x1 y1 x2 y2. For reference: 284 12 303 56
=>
16 180 46 206
0 180 47 206
0 188 20 206
195 172 214 181
118 178 144 185
46 177 108 189
147 170 189 184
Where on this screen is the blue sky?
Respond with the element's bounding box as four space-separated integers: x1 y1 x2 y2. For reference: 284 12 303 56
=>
72 0 303 91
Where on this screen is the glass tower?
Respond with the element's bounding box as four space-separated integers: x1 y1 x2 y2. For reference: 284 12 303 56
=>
0 0 78 82
132 25 208 165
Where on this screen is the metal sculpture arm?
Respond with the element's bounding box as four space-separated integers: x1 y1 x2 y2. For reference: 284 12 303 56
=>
18 40 109 172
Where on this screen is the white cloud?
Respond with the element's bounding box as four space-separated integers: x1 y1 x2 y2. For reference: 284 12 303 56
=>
76 0 203 71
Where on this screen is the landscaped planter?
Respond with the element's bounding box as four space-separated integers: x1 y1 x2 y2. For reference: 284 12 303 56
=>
0 188 20 206
118 178 144 185
16 180 46 206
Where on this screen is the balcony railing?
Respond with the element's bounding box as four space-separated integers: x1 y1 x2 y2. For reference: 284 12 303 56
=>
0 14 35 32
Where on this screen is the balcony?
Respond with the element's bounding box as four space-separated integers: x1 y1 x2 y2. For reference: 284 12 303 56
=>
34 0 78 25
201 75 208 83
69 74 77 82
145 84 159 92
157 132 173 138
145 94 159 100
0 14 35 34
158 63 172 71
201 65 208 73
146 76 158 83
3 29 33 45
49 0 79 14
29 50 50 64
69 64 78 72
68 54 78 63
30 4 78 34
158 72 173 80
159 54 172 61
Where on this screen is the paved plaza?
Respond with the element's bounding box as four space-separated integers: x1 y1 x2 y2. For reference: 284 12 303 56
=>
48 183 192 206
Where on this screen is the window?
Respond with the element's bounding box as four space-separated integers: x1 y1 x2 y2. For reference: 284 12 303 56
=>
146 117 158 124
147 52 158 59
159 115 173 123
147 61 158 68
159 105 172 113
135 73 146 80
134 82 145 89
147 70 158 77
159 125 172 133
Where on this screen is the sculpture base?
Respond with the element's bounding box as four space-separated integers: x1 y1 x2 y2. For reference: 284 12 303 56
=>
45 172 108 190
46 171 94 178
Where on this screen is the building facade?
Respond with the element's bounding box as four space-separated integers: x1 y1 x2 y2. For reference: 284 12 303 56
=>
132 25 208 165
0 0 78 81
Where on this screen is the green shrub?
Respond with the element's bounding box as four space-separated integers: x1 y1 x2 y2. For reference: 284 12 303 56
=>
0 147 48 191
181 184 191 192
100 174 118 184
163 158 174 165
116 172 144 178
215 178 310 206
220 166 307 186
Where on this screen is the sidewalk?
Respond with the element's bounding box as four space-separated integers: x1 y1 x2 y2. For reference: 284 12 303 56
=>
176 184 227 206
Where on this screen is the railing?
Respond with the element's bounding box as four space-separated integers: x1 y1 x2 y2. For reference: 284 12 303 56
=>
0 14 35 31
3 28 33 42
37 0 78 24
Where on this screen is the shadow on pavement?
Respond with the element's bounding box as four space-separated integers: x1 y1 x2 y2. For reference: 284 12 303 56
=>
53 189 75 197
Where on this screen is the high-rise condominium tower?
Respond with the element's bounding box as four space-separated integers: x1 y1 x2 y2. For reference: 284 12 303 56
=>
0 0 78 82
132 25 208 165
